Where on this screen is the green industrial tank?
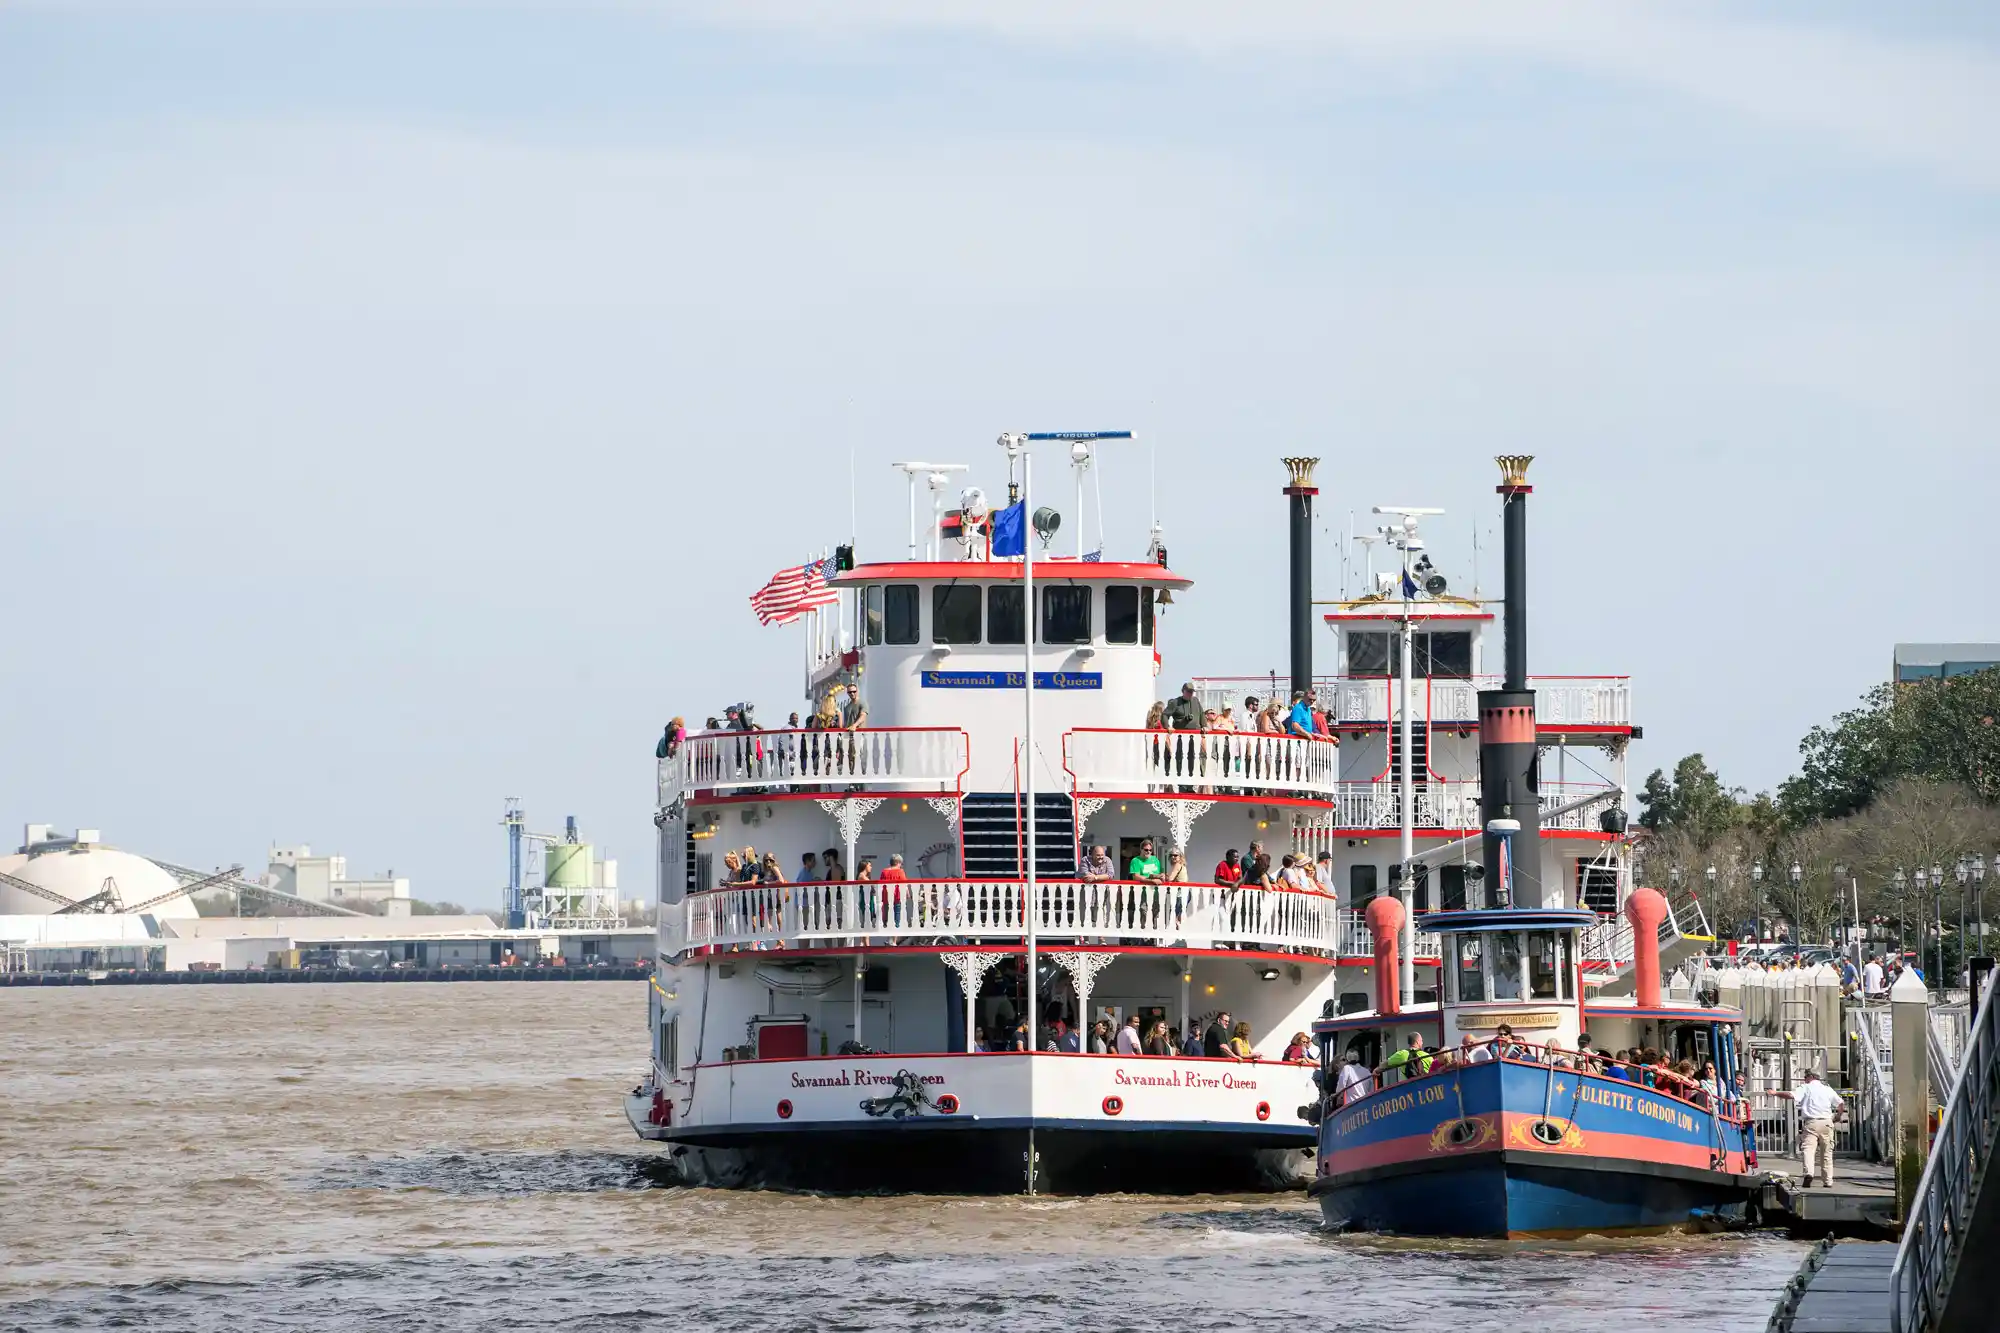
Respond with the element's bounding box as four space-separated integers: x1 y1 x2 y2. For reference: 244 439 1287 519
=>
544 842 594 891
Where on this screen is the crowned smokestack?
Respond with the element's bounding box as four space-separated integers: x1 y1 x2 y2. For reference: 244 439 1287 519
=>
1479 455 1542 908
1282 457 1319 699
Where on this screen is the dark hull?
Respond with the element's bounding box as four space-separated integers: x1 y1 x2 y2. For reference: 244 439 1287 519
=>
659 1121 1313 1194
1311 1150 1753 1237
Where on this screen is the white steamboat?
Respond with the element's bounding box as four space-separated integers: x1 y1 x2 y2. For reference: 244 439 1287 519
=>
626 441 1653 1193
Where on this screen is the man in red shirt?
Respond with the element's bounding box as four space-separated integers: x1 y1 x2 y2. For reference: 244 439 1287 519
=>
1214 848 1244 886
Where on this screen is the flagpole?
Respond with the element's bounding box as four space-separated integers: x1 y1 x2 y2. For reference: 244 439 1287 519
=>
1022 449 1038 1158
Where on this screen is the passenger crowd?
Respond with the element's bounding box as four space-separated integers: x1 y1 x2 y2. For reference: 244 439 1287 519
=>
961 1006 1311 1065
1146 682 1337 738
1329 1025 1744 1115
654 687 873 762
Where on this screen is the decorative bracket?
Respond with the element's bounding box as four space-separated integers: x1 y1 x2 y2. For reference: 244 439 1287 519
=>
1146 798 1214 853
924 796 961 830
816 796 885 846
939 950 1001 996
1074 796 1108 835
1053 950 1119 997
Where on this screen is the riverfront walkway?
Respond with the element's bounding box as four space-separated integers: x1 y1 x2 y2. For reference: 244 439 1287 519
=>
1767 1240 1895 1333
1759 1152 1899 1233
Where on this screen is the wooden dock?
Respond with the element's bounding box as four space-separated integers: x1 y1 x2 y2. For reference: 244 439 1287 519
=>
1767 1239 1897 1333
1758 1152 1900 1234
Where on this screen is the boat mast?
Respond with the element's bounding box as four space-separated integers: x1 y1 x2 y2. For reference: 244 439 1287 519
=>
1397 545 1415 1008
1023 447 1038 1061
997 433 1039 1193
1375 504 1442 1008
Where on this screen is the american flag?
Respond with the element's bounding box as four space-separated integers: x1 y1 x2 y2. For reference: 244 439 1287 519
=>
750 557 840 626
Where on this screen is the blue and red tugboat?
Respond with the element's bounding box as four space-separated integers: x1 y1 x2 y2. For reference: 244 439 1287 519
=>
1306 459 1762 1236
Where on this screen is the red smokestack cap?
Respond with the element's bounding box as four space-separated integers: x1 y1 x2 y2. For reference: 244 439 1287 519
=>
1625 887 1668 1009
1365 895 1407 1016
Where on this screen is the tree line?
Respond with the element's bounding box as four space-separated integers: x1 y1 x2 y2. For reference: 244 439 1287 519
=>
1633 666 2000 964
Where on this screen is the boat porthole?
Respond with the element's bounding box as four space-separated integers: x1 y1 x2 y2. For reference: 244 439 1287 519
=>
1102 1095 1124 1116
776 1099 794 1120
1256 1101 1271 1122
1446 1119 1482 1147
937 1094 960 1115
1530 1120 1565 1145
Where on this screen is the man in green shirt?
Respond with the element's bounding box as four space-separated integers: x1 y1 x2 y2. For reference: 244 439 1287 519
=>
1128 839 1164 882
1380 1032 1430 1083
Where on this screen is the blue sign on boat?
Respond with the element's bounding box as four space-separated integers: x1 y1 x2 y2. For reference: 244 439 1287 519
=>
921 670 1102 690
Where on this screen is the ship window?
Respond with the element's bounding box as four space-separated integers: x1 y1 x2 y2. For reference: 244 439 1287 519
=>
1528 933 1559 1000
1455 936 1486 1002
1422 632 1473 679
1105 586 1140 643
1349 864 1378 905
1558 935 1574 1001
932 585 982 644
883 585 919 644
1041 585 1091 644
988 585 1024 644
1348 632 1391 675
864 586 885 645
1140 587 1155 646
1490 932 1526 1000
660 1016 679 1076
1440 864 1468 912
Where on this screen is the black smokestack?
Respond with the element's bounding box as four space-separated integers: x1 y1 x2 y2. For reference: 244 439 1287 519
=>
1479 456 1541 908
1282 458 1319 698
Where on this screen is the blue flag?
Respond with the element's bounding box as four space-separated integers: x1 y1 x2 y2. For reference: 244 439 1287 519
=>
1401 569 1420 599
991 502 1026 557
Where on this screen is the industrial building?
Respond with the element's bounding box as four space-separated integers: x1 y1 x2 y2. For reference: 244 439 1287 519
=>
264 845 410 908
0 821 652 978
0 911 653 976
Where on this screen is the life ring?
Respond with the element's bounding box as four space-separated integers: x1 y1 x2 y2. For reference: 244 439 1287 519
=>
1256 1101 1271 1122
917 840 957 877
936 1094 960 1115
1102 1095 1124 1116
776 1099 794 1120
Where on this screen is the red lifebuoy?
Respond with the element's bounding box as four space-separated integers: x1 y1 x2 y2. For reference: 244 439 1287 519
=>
936 1094 960 1115
1256 1101 1271 1122
1102 1095 1124 1116
776 1099 794 1120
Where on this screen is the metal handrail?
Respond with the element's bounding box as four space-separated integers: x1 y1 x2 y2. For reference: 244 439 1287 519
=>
1891 979 2000 1333
1852 1011 1897 1164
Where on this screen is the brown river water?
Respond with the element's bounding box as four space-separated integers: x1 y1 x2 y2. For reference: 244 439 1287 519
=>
0 983 1807 1331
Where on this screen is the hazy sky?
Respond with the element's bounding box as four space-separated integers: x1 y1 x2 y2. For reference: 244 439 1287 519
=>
3 3 1995 906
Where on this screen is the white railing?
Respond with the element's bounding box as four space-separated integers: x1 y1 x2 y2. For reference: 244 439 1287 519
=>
660 727 968 804
1061 731 1619 832
1192 675 1631 729
660 879 1347 954
1064 729 1342 798
660 883 1454 960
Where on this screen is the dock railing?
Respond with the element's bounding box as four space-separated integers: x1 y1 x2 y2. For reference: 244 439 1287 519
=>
1891 976 1999 1333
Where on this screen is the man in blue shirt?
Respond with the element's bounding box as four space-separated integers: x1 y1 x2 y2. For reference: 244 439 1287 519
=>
1286 690 1315 737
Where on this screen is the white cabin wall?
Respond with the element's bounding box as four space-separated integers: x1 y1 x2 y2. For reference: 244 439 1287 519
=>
851 574 1168 792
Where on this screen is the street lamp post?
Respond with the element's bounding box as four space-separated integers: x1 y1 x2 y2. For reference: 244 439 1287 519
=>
1800 860 1816 944
1704 864 1719 942
1893 867 1908 959
1931 861 1945 990
1752 861 1765 946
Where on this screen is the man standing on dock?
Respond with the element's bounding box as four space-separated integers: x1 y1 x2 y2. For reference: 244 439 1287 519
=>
1777 1069 1842 1188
